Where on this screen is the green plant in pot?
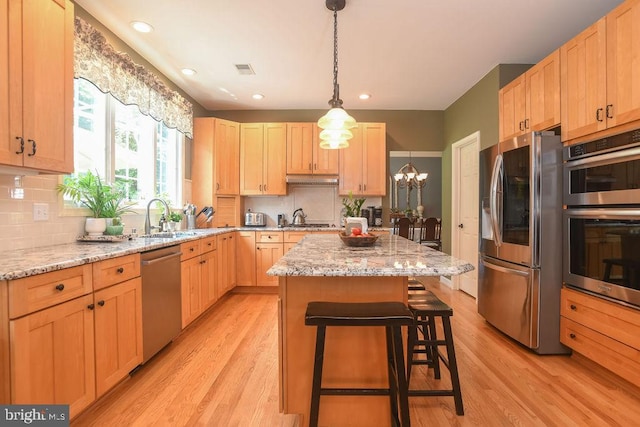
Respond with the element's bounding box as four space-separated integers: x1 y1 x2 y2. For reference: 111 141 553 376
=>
56 171 135 236
342 192 366 220
168 211 183 231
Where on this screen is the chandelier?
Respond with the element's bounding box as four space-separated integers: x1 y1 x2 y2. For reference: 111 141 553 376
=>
317 0 357 149
393 157 428 211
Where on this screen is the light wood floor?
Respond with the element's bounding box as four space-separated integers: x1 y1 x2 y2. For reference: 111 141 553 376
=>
72 278 640 426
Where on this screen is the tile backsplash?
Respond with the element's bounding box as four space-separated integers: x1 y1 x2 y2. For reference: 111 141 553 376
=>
0 176 381 251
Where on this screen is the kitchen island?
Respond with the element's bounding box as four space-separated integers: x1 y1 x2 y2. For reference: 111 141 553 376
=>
267 233 473 427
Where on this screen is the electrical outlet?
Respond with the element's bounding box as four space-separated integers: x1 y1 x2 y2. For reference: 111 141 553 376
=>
33 203 49 221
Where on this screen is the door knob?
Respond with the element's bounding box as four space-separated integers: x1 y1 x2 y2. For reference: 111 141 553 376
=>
458 224 464 228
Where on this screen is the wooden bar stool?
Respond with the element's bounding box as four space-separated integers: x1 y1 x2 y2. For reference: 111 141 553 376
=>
406 296 464 416
305 301 415 427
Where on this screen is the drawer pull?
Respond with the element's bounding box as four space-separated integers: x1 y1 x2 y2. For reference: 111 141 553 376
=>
570 304 577 311
98 300 105 307
116 267 124 274
87 303 95 310
569 333 576 339
190 247 195 252
55 284 65 291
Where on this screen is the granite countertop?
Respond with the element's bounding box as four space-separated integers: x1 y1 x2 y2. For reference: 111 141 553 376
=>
267 233 474 277
0 226 391 281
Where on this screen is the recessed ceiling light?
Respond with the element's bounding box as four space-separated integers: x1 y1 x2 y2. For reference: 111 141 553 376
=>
131 21 153 33
181 68 196 76
252 94 264 100
359 93 371 100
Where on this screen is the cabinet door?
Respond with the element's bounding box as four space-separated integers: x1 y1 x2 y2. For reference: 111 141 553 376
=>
312 123 339 175
499 75 526 141
200 250 218 309
192 118 215 208
339 126 364 195
21 0 74 172
215 118 240 195
526 49 560 132
286 122 314 174
94 278 143 397
236 231 256 286
217 234 230 296
180 256 202 328
263 123 287 195
10 294 95 418
240 123 264 195
0 0 16 167
361 123 387 196
256 243 283 286
561 18 607 142
227 233 237 289
606 0 640 129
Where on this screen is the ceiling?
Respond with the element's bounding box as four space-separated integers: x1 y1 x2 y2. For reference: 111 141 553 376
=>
75 0 623 112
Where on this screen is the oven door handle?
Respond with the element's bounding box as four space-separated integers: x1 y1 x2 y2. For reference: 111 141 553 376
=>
565 208 640 218
489 154 503 247
566 145 640 170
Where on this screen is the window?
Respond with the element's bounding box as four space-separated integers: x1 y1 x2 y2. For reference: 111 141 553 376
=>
70 78 183 210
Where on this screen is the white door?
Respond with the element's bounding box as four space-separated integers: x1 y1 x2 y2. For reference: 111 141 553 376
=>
451 132 479 298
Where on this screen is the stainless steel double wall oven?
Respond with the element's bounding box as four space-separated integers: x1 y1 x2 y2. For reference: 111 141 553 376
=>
563 129 640 307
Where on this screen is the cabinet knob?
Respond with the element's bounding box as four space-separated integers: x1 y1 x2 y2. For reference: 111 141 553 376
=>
569 333 576 339
27 139 36 157
98 300 105 307
15 136 24 154
570 304 577 311
87 303 95 310
458 224 464 229
55 284 65 291
190 247 195 252
116 267 124 274
201 260 206 264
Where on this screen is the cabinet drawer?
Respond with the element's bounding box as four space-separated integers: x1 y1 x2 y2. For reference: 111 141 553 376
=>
560 317 640 387
283 231 308 243
8 265 93 319
93 254 141 291
257 231 283 243
181 240 202 260
201 236 217 253
561 287 640 350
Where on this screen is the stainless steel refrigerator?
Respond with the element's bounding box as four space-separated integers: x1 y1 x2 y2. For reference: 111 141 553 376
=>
478 131 569 354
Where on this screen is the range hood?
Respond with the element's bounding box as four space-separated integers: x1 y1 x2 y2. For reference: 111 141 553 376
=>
285 175 338 185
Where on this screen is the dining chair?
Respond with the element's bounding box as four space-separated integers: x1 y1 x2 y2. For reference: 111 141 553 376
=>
393 217 415 240
418 217 442 251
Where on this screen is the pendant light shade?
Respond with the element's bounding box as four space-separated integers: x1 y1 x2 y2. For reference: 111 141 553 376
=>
318 0 356 149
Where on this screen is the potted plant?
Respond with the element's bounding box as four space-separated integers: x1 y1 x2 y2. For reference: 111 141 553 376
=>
56 171 135 236
168 211 183 231
341 192 366 224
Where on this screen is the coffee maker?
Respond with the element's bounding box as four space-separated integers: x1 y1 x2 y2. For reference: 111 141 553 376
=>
373 206 383 226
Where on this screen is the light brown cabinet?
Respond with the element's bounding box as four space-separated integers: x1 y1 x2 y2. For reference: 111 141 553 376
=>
180 236 218 328
236 231 257 286
192 117 240 207
339 123 387 196
561 0 640 143
240 123 287 195
0 0 74 173
217 232 236 296
560 287 640 387
286 123 339 175
499 50 560 141
256 242 283 287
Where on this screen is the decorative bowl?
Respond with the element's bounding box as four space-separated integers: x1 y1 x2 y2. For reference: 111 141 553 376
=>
105 225 124 235
339 232 379 247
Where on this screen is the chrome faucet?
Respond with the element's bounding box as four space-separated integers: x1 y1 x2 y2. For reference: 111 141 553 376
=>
144 198 171 235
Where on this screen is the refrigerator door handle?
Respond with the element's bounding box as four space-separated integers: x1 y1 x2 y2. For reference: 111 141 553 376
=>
481 258 529 277
489 154 503 247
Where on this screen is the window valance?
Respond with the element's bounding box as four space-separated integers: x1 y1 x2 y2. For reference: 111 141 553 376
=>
74 17 193 137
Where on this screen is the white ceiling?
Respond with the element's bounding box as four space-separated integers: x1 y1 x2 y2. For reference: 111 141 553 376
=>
75 0 623 112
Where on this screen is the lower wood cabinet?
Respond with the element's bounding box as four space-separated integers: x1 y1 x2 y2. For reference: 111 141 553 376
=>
180 236 217 328
560 287 640 387
236 231 257 285
256 243 283 286
217 232 236 296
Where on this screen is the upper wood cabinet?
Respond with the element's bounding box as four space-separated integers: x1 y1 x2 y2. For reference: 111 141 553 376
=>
339 123 387 196
192 117 240 210
499 49 560 141
561 0 640 142
0 0 74 173
240 123 287 195
286 122 339 175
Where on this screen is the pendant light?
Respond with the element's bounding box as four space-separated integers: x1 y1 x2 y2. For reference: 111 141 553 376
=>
318 0 357 149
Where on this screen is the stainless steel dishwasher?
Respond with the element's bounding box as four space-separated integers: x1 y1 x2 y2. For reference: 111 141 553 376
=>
141 245 182 363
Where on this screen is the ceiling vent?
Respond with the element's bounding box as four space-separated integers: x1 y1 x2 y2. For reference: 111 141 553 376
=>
235 64 255 75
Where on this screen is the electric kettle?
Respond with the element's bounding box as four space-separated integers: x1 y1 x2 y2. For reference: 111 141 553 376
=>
292 208 306 225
